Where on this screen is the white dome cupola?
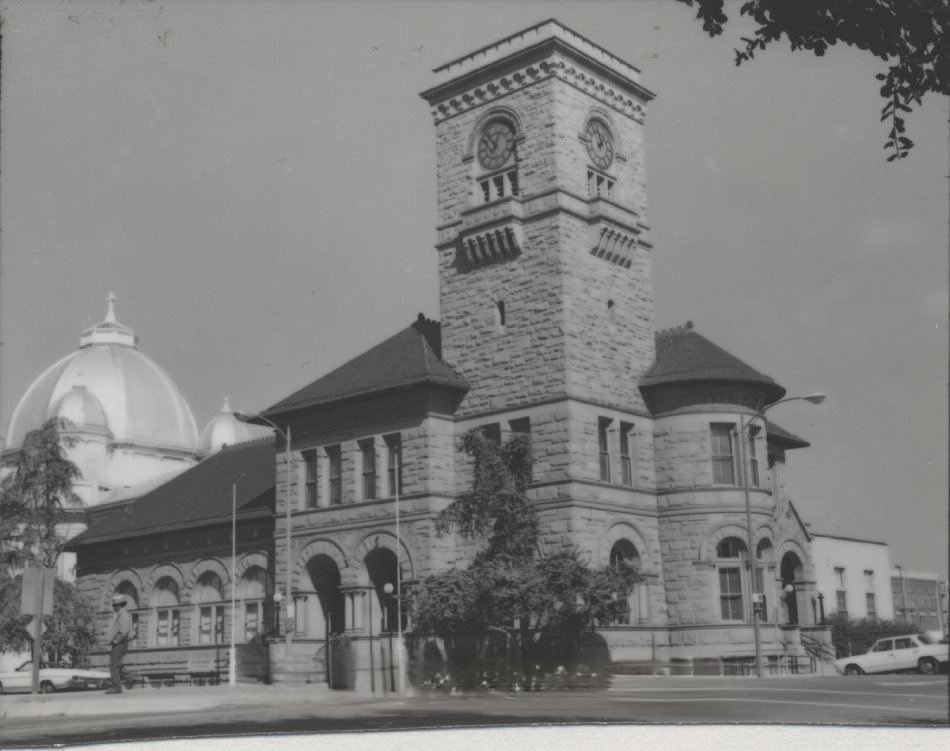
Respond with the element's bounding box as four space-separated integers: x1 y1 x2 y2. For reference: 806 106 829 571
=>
200 396 252 454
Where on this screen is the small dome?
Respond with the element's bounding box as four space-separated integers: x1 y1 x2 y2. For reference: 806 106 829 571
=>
50 386 109 433
5 293 199 451
200 396 252 453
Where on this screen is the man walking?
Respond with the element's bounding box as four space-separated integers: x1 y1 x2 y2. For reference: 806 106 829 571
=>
106 594 133 693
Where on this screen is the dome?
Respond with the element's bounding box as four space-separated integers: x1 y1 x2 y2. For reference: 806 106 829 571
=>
200 396 252 454
5 294 200 452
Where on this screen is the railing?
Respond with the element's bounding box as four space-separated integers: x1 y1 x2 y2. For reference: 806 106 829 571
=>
800 631 837 662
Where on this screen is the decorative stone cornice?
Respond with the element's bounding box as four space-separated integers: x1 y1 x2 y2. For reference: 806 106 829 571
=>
462 224 523 266
426 52 647 125
591 224 637 268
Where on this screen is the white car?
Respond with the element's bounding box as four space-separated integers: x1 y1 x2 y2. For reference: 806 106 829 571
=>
835 633 949 676
0 660 112 694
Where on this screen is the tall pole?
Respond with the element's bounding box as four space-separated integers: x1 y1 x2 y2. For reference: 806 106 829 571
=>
896 564 907 624
229 484 237 686
285 425 293 648
738 415 762 678
395 445 406 694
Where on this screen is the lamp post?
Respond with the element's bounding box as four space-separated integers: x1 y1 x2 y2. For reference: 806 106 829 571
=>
393 447 407 694
895 564 908 625
738 392 825 678
236 412 294 648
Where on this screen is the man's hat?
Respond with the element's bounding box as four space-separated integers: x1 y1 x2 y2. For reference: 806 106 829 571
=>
112 594 127 605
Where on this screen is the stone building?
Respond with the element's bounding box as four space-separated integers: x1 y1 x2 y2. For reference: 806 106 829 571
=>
13 20 835 685
250 20 829 686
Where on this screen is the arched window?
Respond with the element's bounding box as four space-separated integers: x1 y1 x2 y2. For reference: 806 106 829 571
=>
494 300 507 330
238 567 267 642
474 117 519 203
609 540 642 625
716 537 746 621
152 577 181 647
194 571 226 645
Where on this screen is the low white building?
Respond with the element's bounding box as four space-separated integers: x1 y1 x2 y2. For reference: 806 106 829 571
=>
811 534 894 622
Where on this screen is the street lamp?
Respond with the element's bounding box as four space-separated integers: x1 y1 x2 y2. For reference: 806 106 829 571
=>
236 412 294 649
895 564 908 625
738 392 825 678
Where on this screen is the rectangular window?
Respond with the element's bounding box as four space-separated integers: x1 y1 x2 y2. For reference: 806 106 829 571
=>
385 434 402 497
360 439 376 500
598 417 612 482
719 568 744 620
711 424 736 485
834 567 846 588
866 592 877 619
509 418 531 481
326 445 342 505
156 609 180 647
303 450 318 509
130 613 140 649
864 569 874 591
199 605 226 645
587 170 614 198
753 567 767 622
481 423 501 446
748 430 760 487
619 421 634 486
836 590 848 618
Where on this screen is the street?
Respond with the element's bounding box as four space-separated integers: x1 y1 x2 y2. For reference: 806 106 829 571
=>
1 674 946 747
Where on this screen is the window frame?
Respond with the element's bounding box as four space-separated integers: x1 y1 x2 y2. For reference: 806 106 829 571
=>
303 449 318 509
619 421 634 487
359 438 377 501
711 423 737 485
326 445 342 505
598 417 612 483
385 434 403 497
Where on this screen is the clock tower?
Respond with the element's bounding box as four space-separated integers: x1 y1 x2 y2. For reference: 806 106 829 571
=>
421 20 657 420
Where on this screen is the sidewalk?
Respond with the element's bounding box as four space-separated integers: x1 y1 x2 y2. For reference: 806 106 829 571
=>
0 682 383 720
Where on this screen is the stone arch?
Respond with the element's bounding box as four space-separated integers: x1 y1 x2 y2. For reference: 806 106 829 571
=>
465 106 525 158
142 563 185 605
700 523 748 561
186 558 231 597
235 551 271 581
103 569 145 611
601 521 650 570
352 530 415 581
295 538 348 590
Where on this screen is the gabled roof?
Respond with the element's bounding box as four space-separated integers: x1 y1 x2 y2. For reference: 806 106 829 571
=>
67 437 275 547
262 315 469 418
640 322 786 403
765 419 809 449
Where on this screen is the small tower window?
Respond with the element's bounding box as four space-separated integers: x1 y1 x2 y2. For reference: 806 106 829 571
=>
607 299 616 324
587 169 615 198
494 300 507 330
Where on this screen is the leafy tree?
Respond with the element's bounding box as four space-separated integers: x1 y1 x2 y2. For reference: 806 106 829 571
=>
0 569 98 665
828 613 914 657
411 430 639 688
0 418 82 569
675 0 949 160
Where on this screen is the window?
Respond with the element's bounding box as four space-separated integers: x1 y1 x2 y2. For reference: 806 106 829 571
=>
194 571 225 645
479 169 519 203
748 430 760 487
609 540 642 625
509 418 532 481
303 450 318 508
834 566 847 617
587 169 615 198
494 300 507 330
598 418 612 482
244 601 261 641
872 639 893 652
239 567 267 642
894 637 913 650
711 424 736 484
481 423 501 446
326 445 342 505
360 439 376 500
385 434 403 497
864 570 874 590
152 577 181 647
866 593 877 619
754 539 772 622
619 422 634 486
717 537 746 621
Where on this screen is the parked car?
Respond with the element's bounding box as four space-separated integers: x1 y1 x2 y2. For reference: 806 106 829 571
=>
0 661 112 694
835 633 949 676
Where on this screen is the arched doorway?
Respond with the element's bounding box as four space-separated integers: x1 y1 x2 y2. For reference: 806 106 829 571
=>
364 548 400 633
780 552 804 625
306 554 345 637
609 539 642 624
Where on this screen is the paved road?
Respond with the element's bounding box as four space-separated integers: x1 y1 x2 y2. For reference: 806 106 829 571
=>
1 674 946 747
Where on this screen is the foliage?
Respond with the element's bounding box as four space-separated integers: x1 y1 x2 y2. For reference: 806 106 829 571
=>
828 613 916 657
675 0 949 159
0 418 82 569
411 429 640 689
0 568 98 665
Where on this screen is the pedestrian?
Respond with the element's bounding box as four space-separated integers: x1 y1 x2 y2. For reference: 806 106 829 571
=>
106 594 133 693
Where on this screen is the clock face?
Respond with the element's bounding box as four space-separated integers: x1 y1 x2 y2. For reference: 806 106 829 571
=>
477 121 516 171
585 120 614 170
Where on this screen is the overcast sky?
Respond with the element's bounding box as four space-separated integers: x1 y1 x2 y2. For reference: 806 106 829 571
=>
1 0 946 573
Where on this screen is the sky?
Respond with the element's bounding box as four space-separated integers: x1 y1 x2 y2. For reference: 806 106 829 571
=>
1 0 946 573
